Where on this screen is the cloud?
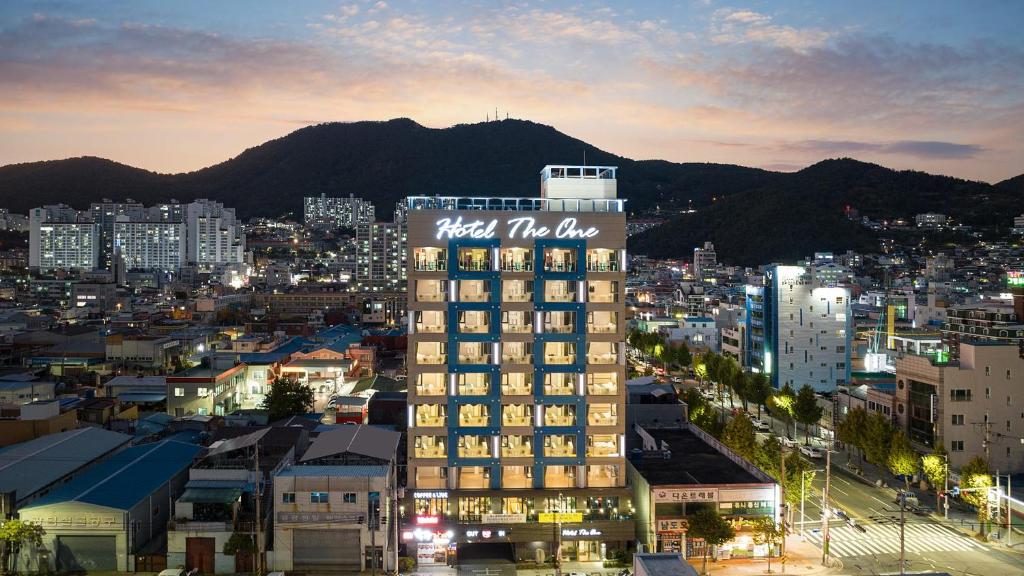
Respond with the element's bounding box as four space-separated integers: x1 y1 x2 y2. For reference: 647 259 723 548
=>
788 139 986 159
710 8 832 52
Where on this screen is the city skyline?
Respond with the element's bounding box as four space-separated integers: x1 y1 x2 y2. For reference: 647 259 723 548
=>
1 1 1022 182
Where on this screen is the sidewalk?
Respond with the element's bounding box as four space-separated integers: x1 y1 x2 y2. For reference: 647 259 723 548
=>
684 537 841 576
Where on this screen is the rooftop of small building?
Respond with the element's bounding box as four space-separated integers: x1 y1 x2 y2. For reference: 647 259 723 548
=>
630 428 764 486
278 465 388 478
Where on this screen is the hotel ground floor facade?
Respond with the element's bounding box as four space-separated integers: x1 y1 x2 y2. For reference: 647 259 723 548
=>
402 487 635 565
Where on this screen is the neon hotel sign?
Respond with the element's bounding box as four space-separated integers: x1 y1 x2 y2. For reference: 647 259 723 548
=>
435 216 599 241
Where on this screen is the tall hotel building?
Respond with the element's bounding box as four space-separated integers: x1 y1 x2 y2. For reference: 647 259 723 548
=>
405 166 632 564
745 265 852 392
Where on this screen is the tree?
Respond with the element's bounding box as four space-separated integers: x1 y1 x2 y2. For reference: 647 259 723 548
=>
863 412 894 466
793 385 823 445
675 342 692 370
783 451 816 508
836 406 869 468
960 456 993 534
747 373 771 419
767 383 796 438
261 376 314 422
0 519 44 574
723 412 757 461
751 517 783 572
756 435 782 475
687 508 736 575
886 430 918 489
921 448 948 514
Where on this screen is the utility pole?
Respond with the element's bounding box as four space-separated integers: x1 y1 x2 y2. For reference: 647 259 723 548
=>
943 454 950 520
800 471 806 538
899 495 906 576
254 441 263 576
780 448 787 559
821 448 831 565
1008 474 1013 546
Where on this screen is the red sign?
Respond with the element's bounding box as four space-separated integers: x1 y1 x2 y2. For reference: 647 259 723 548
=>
416 515 440 526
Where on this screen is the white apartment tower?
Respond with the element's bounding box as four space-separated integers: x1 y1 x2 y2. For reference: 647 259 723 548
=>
355 221 407 292
185 199 245 270
29 205 100 272
304 193 376 230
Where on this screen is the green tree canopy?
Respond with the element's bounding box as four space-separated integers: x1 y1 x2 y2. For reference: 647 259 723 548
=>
886 429 918 489
960 456 993 530
751 517 783 571
723 412 757 461
863 411 895 466
261 376 315 422
687 508 736 574
0 519 44 574
746 373 772 419
768 383 796 437
793 385 823 444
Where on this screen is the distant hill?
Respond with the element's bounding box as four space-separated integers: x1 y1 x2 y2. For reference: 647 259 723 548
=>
0 118 1020 265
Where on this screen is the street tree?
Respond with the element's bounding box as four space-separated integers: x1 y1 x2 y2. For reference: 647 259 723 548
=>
747 373 772 419
886 429 918 489
836 406 868 467
921 446 948 513
768 383 796 438
261 376 314 422
756 435 782 474
751 517 783 573
863 411 894 466
960 456 993 534
0 519 44 574
793 385 823 444
783 451 815 507
687 508 736 575
723 412 757 461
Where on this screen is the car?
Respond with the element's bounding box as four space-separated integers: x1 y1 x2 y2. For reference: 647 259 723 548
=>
565 572 588 576
750 418 771 432
847 518 867 533
158 570 186 576
895 491 920 507
671 376 683 383
778 436 799 448
832 507 849 521
799 445 824 458
617 570 633 576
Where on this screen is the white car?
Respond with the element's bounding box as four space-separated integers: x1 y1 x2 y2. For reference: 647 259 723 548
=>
778 436 799 448
750 418 771 431
799 445 824 459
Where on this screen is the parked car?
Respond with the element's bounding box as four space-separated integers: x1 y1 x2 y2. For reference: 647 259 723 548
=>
751 418 771 432
778 436 799 448
799 445 824 458
158 570 186 576
671 376 683 383
895 491 920 507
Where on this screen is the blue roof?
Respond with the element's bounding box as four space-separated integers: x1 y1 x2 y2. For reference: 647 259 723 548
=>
22 439 202 511
277 465 388 478
238 337 313 364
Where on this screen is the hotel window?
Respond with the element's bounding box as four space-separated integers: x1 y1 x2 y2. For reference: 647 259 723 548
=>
587 404 618 426
502 404 533 426
544 434 577 457
498 280 531 305
458 466 489 489
501 341 533 364
413 247 446 271
585 249 620 272
544 404 576 427
415 310 446 333
587 280 619 303
458 310 490 334
587 434 619 457
458 496 491 522
414 466 448 490
458 404 491 427
587 341 618 365
544 311 577 333
415 373 446 396
543 280 577 303
501 435 533 457
543 465 576 488
415 279 447 302
500 247 533 271
542 341 576 365
414 435 447 458
415 404 447 427
502 310 532 333
587 310 617 334
586 464 619 488
457 342 490 364
543 372 576 396
457 435 492 458
501 372 533 396
587 372 618 396
457 373 490 396
458 280 492 302
543 247 577 272
457 247 491 272
502 466 533 489
416 341 447 365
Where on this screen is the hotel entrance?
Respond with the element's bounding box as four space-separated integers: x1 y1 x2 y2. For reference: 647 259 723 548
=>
563 540 604 561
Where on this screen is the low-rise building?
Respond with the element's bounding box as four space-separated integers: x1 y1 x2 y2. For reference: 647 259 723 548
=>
167 361 246 417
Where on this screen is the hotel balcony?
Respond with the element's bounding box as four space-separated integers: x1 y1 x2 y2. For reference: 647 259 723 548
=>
586 249 621 272
458 311 491 334
458 248 491 272
544 466 576 488
543 374 575 396
415 279 448 302
544 406 576 427
417 353 447 365
587 280 619 303
458 467 489 489
500 248 534 272
415 466 448 489
543 248 578 273
458 405 491 427
501 311 533 333
587 342 619 365
459 280 492 302
544 280 577 302
415 374 446 396
586 435 619 457
501 375 533 396
502 466 533 489
457 436 492 458
587 405 618 426
415 310 447 333
415 406 447 428
413 248 447 272
586 465 620 488
414 436 447 458
502 405 533 427
501 436 533 457
502 279 534 303
544 436 577 458
457 374 490 396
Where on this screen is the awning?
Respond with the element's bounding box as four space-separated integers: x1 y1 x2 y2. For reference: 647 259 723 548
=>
178 487 243 504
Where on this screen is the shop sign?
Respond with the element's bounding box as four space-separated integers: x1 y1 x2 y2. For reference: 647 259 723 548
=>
435 216 599 241
538 512 584 523
416 515 440 525
654 488 719 503
36 514 121 529
561 528 601 537
414 491 449 499
465 529 508 539
481 513 527 524
656 518 687 533
277 512 365 523
718 488 773 502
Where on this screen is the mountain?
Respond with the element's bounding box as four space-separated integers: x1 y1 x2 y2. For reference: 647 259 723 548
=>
0 118 1021 265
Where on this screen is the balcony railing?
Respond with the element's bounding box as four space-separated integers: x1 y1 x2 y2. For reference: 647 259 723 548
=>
457 354 491 364
502 323 532 333
501 385 532 396
503 292 533 303
414 260 447 272
588 323 617 334
460 292 491 302
408 196 625 213
502 354 533 364
458 260 492 272
417 354 447 365
416 386 446 396
417 324 446 334
459 323 490 334
586 261 620 272
544 324 575 334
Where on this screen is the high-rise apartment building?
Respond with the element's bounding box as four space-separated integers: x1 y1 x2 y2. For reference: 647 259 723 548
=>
113 219 187 272
692 241 716 279
355 221 407 292
304 193 375 230
28 205 100 272
89 200 146 269
185 199 245 270
405 165 632 563
745 265 852 392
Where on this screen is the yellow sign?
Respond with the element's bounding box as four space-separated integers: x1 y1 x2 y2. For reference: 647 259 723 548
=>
538 512 584 523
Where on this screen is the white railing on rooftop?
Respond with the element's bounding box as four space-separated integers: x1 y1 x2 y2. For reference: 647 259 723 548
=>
541 165 617 181
407 196 624 213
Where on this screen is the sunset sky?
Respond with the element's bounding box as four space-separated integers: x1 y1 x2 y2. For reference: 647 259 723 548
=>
1 1 1022 182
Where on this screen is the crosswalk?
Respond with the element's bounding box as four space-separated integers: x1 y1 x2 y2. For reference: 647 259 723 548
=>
802 522 985 558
